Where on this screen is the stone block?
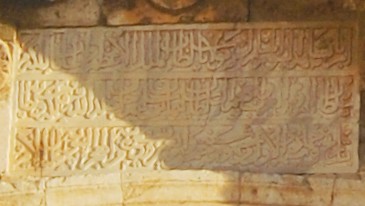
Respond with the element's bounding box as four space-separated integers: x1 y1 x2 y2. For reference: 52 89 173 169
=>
9 22 360 176
45 173 122 206
0 101 10 174
46 173 121 188
0 177 45 206
333 176 365 206
0 0 100 28
0 24 16 41
46 185 123 206
0 192 44 206
103 0 248 25
0 38 12 174
239 173 335 206
343 0 365 10
250 0 357 21
122 170 239 205
126 204 237 206
128 204 238 206
0 38 11 102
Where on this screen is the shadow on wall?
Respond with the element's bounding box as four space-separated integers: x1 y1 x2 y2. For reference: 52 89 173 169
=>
9 23 359 173
0 0 63 26
0 1 361 205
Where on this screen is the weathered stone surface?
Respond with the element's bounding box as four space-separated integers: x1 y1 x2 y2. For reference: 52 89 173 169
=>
0 35 13 174
0 39 11 102
0 0 100 28
0 192 44 206
8 22 359 176
46 173 121 188
149 0 199 11
46 185 122 206
103 0 248 25
333 175 365 206
343 0 365 10
360 12 365 91
0 177 45 206
240 173 335 205
127 204 236 206
0 172 364 205
122 170 239 205
45 173 122 206
0 105 11 174
0 24 16 41
250 0 357 21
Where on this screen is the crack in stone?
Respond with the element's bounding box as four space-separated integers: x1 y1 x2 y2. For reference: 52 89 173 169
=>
247 0 251 21
329 174 337 206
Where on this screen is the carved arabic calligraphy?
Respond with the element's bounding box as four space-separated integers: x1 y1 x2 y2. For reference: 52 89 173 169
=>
10 23 359 176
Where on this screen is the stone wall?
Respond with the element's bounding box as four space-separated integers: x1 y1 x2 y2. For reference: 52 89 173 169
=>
0 0 365 205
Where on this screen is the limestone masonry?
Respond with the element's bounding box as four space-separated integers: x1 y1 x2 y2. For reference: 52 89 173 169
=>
2 22 358 176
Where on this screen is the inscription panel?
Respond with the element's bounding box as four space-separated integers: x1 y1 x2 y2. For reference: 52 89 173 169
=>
10 23 359 176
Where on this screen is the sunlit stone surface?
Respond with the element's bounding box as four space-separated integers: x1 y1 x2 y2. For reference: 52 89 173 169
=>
5 22 358 177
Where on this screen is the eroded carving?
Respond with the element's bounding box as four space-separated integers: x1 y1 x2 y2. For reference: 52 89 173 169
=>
148 0 199 11
0 40 12 101
11 127 164 176
10 23 359 176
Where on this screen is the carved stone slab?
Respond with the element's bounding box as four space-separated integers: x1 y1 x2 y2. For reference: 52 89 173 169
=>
10 22 359 176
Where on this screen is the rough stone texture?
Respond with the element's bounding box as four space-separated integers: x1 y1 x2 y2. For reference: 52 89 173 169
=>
0 0 100 28
0 25 15 174
149 0 199 11
46 174 123 206
0 24 16 41
0 172 364 205
0 192 44 206
0 105 11 174
359 11 365 172
103 0 248 25
250 0 357 21
343 0 365 10
9 22 359 176
333 177 365 206
0 177 45 206
240 173 335 205
122 170 239 205
0 1 364 205
46 185 123 206
0 33 12 102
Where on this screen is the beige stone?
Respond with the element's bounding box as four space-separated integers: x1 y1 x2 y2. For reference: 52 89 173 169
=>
0 24 16 41
46 173 121 188
122 170 239 205
332 176 365 206
0 177 45 206
45 172 122 206
126 204 237 206
0 192 44 206
7 22 359 176
240 173 335 206
0 38 12 102
103 0 248 25
129 204 237 206
0 104 11 174
46 185 122 206
0 36 13 174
